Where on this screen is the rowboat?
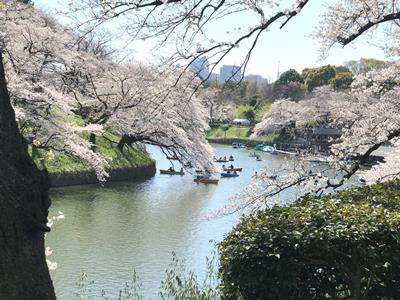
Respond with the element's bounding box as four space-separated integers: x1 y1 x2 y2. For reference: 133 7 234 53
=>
166 156 179 160
193 178 219 184
215 159 228 163
160 169 185 175
223 167 242 172
221 173 239 178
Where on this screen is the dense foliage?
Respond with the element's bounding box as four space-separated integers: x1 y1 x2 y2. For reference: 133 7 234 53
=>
278 69 304 85
219 180 400 300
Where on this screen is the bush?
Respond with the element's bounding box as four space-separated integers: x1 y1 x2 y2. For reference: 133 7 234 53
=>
219 181 400 300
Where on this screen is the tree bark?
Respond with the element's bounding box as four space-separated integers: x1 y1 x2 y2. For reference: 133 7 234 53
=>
89 132 96 152
0 52 55 299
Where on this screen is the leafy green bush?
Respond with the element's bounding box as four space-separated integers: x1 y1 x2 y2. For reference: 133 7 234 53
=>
219 181 400 300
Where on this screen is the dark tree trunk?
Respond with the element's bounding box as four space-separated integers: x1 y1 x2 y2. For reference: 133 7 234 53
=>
89 132 96 152
117 134 128 151
0 52 55 299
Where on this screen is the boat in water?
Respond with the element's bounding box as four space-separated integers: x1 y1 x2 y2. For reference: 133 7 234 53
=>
221 173 239 178
223 167 242 172
160 169 185 175
232 142 247 148
255 144 266 151
215 159 228 163
193 178 219 184
262 145 277 154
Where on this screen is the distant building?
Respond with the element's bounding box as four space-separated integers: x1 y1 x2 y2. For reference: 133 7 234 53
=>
208 73 219 82
219 65 241 84
189 56 209 79
312 127 341 139
232 118 251 126
243 74 268 85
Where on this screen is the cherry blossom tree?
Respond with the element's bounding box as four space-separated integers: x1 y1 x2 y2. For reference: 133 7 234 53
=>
1 0 400 298
1 0 216 177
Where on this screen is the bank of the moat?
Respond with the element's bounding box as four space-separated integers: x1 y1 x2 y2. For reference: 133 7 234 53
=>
30 133 156 187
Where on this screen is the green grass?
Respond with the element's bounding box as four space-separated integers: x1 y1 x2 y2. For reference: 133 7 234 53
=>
234 103 271 122
30 132 153 174
206 125 252 139
234 105 253 118
206 126 281 143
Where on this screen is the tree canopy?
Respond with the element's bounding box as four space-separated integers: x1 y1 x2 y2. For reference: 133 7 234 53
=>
278 69 304 85
219 180 400 300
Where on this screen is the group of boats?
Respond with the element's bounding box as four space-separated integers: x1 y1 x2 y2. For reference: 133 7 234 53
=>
159 142 337 185
253 143 336 163
214 155 235 163
159 154 243 184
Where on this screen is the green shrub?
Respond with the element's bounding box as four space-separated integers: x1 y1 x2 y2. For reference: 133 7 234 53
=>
219 181 400 300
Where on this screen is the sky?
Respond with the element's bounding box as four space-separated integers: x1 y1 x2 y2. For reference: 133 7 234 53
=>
34 0 389 81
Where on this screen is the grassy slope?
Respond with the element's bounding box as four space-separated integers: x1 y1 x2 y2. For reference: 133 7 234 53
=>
234 103 272 122
207 103 278 142
207 126 252 139
30 132 153 174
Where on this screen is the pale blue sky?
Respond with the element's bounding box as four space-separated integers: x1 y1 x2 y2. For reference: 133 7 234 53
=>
34 0 388 81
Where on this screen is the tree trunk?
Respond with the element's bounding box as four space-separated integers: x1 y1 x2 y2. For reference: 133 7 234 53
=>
0 52 55 299
89 132 96 152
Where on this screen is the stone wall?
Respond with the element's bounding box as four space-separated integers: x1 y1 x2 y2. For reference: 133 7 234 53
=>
49 162 156 187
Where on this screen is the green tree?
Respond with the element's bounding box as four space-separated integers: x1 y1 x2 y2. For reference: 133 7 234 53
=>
273 81 305 101
335 65 351 74
219 180 400 300
278 69 304 85
221 124 230 139
345 58 387 75
243 107 255 123
303 65 337 92
330 72 354 90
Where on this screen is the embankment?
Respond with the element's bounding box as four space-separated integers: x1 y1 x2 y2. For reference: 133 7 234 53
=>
48 162 156 187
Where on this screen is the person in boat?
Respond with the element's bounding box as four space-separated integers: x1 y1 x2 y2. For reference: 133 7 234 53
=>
222 164 226 169
233 171 237 175
169 166 174 172
223 156 227 161
230 164 234 169
229 155 234 160
180 167 184 173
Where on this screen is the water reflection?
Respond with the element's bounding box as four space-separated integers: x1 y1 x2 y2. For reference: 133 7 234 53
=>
47 143 319 299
